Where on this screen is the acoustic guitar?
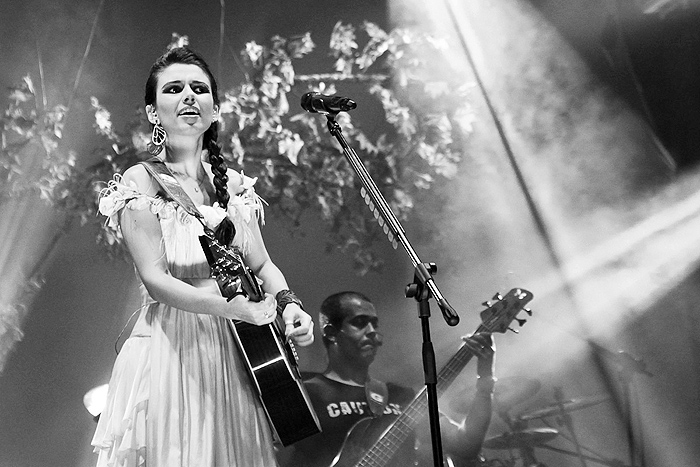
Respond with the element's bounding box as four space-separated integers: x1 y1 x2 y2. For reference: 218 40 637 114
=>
199 233 322 447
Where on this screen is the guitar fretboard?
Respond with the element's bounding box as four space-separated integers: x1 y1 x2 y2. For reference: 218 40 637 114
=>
357 324 487 467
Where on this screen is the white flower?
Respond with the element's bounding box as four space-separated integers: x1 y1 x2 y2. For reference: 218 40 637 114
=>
239 173 258 193
197 203 228 230
228 198 251 224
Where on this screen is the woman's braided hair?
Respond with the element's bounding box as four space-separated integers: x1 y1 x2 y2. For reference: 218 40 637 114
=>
145 46 235 245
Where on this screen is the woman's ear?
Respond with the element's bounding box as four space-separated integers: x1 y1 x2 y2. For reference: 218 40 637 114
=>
146 105 158 124
212 105 220 123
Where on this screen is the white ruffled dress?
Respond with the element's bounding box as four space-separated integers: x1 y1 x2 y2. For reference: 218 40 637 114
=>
91 171 278 467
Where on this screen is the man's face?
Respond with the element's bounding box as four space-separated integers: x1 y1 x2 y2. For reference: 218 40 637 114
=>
336 297 382 365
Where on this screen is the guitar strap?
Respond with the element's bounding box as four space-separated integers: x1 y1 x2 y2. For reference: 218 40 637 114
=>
365 377 389 417
139 157 213 234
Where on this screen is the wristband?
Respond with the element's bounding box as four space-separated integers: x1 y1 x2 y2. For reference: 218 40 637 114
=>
275 289 304 316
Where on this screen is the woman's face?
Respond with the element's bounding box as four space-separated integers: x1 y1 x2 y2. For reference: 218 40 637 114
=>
148 63 217 138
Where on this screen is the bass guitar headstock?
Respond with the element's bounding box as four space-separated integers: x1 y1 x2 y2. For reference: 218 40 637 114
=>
479 288 533 334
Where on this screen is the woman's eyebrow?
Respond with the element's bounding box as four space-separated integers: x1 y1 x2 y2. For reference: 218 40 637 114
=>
161 80 183 88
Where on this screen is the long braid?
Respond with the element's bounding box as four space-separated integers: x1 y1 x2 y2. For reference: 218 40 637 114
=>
205 123 236 245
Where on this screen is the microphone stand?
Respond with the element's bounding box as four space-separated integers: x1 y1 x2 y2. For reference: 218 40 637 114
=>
323 113 460 467
553 387 587 467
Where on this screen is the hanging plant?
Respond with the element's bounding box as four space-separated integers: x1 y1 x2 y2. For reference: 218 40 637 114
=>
2 24 475 275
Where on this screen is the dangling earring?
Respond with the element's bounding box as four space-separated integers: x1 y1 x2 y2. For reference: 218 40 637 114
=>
147 118 166 155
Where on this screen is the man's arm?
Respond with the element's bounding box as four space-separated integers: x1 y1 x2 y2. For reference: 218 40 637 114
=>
442 333 495 460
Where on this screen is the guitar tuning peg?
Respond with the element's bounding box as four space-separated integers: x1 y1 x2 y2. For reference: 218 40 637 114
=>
507 327 520 334
492 293 502 301
516 318 527 327
524 307 533 316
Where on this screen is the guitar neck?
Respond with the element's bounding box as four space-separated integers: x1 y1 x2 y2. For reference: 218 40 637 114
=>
357 324 487 467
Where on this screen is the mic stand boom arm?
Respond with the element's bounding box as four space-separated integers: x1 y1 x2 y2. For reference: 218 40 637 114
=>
324 115 460 327
324 114 460 467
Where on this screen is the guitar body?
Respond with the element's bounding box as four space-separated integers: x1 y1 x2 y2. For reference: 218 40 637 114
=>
230 319 321 446
330 416 416 467
199 234 321 446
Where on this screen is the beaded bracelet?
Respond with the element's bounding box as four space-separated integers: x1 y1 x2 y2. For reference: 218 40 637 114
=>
476 375 497 394
275 289 304 316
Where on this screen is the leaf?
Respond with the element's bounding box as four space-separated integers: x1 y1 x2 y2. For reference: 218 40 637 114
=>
168 33 189 50
287 32 315 58
244 41 264 67
7 76 35 103
423 81 451 98
355 22 390 70
90 97 116 140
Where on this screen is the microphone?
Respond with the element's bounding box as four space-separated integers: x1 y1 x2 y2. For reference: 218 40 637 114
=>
300 92 357 114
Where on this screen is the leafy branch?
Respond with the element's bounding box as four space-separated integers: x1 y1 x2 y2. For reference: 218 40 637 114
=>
2 22 475 275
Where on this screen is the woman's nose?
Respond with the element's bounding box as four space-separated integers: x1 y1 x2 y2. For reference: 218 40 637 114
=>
183 92 195 105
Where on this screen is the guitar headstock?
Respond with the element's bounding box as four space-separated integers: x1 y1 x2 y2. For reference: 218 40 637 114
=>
198 234 264 302
479 288 533 334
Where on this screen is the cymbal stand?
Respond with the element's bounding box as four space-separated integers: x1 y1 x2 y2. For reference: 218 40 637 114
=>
536 416 633 467
617 358 644 467
497 408 546 467
588 341 652 467
536 444 635 467
552 387 587 467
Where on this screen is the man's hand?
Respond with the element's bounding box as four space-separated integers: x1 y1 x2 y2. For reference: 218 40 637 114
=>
462 332 495 378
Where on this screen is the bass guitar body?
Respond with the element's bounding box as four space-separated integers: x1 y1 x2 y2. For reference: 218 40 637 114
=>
329 415 416 467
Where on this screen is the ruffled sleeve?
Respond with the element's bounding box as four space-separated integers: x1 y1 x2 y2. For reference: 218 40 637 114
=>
98 175 172 236
98 171 266 255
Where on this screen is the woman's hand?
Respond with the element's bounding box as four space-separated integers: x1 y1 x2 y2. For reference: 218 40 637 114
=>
280 303 315 347
226 293 277 325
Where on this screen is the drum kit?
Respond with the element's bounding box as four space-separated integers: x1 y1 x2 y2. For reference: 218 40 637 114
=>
449 377 633 467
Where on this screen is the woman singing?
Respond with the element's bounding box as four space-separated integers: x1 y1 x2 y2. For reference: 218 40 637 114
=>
91 46 314 467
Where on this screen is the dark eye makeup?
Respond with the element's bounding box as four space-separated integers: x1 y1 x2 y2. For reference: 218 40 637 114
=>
161 81 210 94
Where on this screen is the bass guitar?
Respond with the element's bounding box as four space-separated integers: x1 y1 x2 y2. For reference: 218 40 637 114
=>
199 233 321 446
328 288 534 466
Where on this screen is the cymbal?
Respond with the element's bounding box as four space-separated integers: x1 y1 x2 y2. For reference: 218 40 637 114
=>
483 428 559 450
449 376 541 414
518 395 610 421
